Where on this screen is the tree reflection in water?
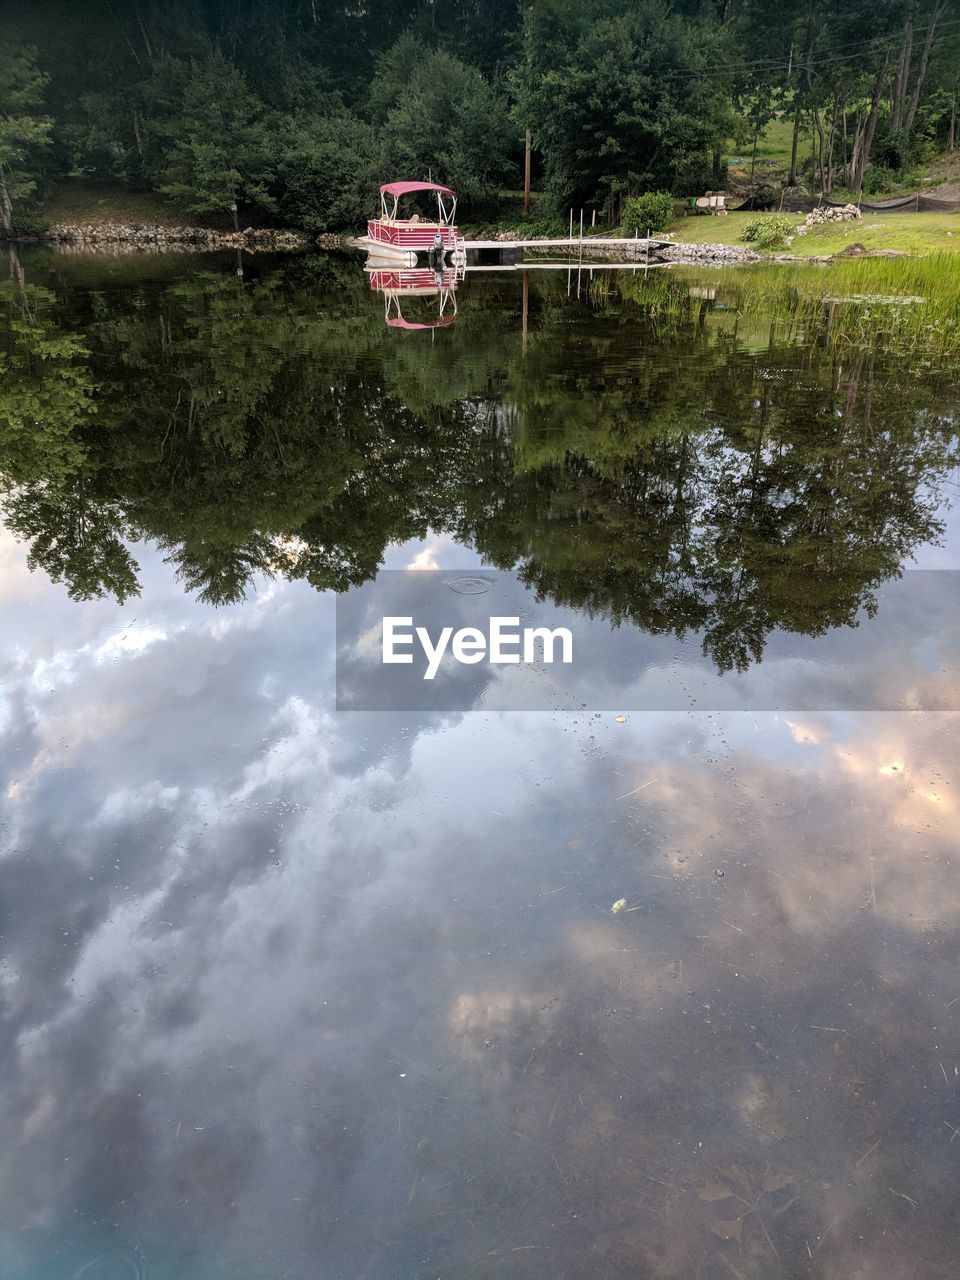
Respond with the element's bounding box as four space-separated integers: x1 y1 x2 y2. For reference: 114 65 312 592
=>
1 247 956 672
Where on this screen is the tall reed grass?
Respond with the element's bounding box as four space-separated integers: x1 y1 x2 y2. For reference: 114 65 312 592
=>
617 254 960 365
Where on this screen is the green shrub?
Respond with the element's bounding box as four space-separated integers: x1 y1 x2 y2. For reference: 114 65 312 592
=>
464 211 567 240
861 164 896 195
516 211 567 238
622 191 674 234
466 209 568 239
740 215 792 249
10 206 50 237
875 132 910 173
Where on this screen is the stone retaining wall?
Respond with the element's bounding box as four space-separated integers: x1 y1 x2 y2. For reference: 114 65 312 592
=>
43 222 307 252
659 243 763 264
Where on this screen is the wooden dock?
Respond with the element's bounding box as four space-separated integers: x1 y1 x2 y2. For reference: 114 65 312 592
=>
351 234 670 265
464 236 670 265
463 236 669 253
459 261 673 272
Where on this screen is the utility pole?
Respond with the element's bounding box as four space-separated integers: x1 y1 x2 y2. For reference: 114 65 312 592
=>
523 129 532 214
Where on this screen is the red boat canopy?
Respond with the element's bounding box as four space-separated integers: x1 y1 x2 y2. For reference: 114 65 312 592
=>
380 181 455 198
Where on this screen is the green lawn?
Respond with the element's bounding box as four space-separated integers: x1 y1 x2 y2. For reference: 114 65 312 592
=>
753 117 796 167
668 210 960 257
40 179 190 226
37 179 278 228
728 116 796 176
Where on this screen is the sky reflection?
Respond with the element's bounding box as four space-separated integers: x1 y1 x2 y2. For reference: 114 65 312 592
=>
2 529 960 1279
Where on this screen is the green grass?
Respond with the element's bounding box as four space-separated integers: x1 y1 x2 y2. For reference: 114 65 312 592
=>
668 209 960 256
40 179 188 226
728 119 957 202
754 117 796 167
39 178 252 228
706 255 960 362
728 116 796 175
619 254 960 364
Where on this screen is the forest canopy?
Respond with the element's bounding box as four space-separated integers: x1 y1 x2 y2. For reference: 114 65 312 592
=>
2 0 959 233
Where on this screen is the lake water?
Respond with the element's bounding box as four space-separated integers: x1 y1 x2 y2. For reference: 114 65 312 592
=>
2 246 960 1278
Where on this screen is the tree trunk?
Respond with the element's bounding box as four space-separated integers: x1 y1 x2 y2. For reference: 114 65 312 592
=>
750 129 758 186
842 109 849 187
8 245 28 315
788 103 801 185
891 19 912 133
523 128 531 214
849 108 863 191
0 177 13 239
825 111 836 194
950 92 957 151
798 0 815 190
133 4 155 59
904 3 946 137
854 69 885 192
812 108 825 192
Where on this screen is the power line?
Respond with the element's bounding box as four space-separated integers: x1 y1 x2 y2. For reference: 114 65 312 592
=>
593 12 960 84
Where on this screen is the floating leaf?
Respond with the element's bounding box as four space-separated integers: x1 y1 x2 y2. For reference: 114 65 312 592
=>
698 1178 735 1202
717 1163 752 1192
761 1168 795 1193
710 1218 743 1242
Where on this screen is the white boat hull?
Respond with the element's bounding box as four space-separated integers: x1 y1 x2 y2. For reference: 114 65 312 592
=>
360 239 419 267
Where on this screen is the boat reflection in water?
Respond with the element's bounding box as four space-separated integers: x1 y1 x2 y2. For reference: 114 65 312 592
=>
367 263 462 330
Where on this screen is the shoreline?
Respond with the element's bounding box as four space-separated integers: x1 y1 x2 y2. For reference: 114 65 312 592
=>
658 242 908 266
0 221 927 267
4 221 308 253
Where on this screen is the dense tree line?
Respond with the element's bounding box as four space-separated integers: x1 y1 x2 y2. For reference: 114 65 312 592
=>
2 0 959 233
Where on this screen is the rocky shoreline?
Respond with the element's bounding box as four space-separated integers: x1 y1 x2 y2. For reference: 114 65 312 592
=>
11 223 899 266
35 221 307 253
657 241 904 266
658 242 763 264
484 237 767 266
480 235 812 267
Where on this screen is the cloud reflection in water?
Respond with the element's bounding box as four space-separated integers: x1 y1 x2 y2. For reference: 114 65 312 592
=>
1 532 960 1279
